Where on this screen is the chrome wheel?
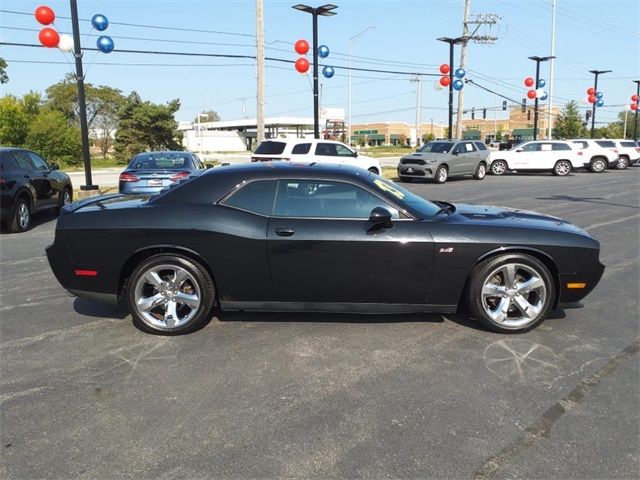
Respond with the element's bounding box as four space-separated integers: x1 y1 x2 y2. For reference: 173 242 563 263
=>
435 166 448 183
590 159 605 172
17 202 30 230
617 157 629 170
474 163 486 180
554 161 571 176
481 263 547 329
62 190 72 205
491 160 507 175
133 264 201 330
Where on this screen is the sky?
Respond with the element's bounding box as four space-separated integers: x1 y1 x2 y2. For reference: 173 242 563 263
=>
1 0 638 128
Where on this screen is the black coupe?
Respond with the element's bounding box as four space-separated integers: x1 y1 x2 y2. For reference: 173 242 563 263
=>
46 163 604 334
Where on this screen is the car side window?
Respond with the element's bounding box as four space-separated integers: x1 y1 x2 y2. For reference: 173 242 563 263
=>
552 143 571 151
452 143 464 154
463 142 476 152
335 144 355 157
521 142 538 152
220 180 277 216
291 143 311 155
12 151 36 170
539 143 553 151
474 142 487 151
26 152 50 171
315 143 337 156
192 154 204 169
273 180 399 219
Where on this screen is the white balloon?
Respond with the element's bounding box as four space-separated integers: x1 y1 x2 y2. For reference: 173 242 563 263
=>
434 80 443 91
535 88 545 98
58 34 74 53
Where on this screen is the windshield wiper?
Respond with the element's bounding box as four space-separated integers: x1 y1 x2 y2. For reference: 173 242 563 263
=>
433 200 456 216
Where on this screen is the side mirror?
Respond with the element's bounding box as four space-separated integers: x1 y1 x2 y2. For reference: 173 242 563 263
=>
368 207 393 231
353 151 358 157
452 150 459 156
50 163 60 170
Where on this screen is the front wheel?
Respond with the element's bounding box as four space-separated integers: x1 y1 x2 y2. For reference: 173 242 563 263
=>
490 160 507 175
433 165 448 184
473 162 487 180
127 254 215 335
553 160 571 176
467 253 555 333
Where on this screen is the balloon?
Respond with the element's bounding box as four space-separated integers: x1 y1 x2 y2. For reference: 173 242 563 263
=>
587 95 596 104
596 99 604 107
434 80 444 91
631 103 639 111
632 94 639 102
91 14 109 31
527 89 537 99
439 75 451 87
524 77 534 87
535 88 545 98
318 45 330 58
96 35 114 53
540 91 548 101
439 63 450 75
587 87 596 96
39 28 59 48
294 39 309 55
295 57 309 74
454 68 465 79
452 79 464 91
58 34 74 53
35 5 55 25
322 66 334 78
596 91 603 99
537 79 546 88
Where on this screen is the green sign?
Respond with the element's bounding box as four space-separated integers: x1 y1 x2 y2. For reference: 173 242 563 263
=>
354 129 378 135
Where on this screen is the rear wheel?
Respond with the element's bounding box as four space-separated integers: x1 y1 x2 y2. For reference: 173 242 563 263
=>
473 162 487 180
9 198 31 233
616 156 629 170
433 165 448 184
467 253 555 333
127 254 215 335
490 160 507 175
367 167 380 175
589 157 606 173
57 187 72 213
553 160 571 176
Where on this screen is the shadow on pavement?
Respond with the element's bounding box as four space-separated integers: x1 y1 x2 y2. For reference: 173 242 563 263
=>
73 297 129 319
0 209 59 234
216 310 447 325
535 194 640 210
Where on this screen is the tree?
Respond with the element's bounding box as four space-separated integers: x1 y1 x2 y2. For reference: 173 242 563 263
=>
114 92 183 162
21 91 42 119
0 95 29 146
194 110 221 123
553 101 586 139
0 57 8 84
25 110 82 166
422 133 436 143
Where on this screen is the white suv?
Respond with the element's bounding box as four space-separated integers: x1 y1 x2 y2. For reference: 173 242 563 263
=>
612 139 640 168
488 140 581 176
569 139 620 172
251 139 382 175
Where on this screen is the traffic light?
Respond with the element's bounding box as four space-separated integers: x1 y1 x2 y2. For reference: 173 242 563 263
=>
586 110 592 122
483 108 487 119
502 100 507 111
527 109 531 121
471 107 475 120
521 98 526 113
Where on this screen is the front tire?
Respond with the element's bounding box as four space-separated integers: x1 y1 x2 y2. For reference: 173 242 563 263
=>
127 254 215 335
553 160 571 176
473 162 487 180
433 165 448 184
490 160 507 176
467 253 555 333
9 198 31 233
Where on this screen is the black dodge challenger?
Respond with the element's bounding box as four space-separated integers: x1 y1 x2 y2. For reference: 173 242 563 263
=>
46 163 604 335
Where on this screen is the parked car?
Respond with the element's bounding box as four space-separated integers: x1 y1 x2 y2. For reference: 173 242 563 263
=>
46 162 604 335
611 139 640 168
119 151 207 194
397 140 489 184
0 147 73 233
488 140 581 176
251 139 382 175
568 139 619 172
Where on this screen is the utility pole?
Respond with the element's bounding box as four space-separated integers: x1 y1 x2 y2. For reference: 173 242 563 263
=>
411 75 422 147
438 36 466 140
589 69 611 138
70 0 97 192
256 0 265 144
454 7 500 138
529 56 554 140
547 0 556 138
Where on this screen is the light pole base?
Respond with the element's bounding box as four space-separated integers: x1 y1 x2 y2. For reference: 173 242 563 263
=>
78 185 101 200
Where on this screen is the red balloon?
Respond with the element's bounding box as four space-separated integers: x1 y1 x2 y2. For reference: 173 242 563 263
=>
632 94 639 102
587 95 596 104
631 103 639 111
294 39 309 55
587 87 596 96
439 63 450 75
524 77 534 87
295 57 310 74
527 89 537 99
39 27 59 48
35 5 55 25
439 75 451 87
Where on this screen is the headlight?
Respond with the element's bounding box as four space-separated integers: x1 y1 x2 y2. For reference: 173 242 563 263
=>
425 159 437 164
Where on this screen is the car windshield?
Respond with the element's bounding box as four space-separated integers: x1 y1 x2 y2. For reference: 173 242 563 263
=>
417 142 453 153
370 177 441 218
130 153 190 170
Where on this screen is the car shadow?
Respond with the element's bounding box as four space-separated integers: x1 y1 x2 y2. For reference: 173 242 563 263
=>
535 194 640 210
73 297 129 319
0 209 59 234
444 307 567 332
216 310 446 325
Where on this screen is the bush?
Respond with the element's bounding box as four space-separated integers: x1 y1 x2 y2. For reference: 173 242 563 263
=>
25 110 82 166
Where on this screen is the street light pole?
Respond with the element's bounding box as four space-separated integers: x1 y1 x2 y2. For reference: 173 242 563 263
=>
633 80 640 141
348 26 374 146
528 56 554 141
292 4 338 139
437 36 466 140
589 69 611 139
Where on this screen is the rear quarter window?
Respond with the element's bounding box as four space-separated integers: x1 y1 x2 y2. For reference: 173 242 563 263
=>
474 142 487 151
595 141 615 148
255 141 286 155
220 180 277 216
620 141 635 147
571 141 588 149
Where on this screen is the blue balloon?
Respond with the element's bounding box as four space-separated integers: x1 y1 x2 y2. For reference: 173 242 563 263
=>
455 68 465 79
318 45 330 58
96 35 114 53
537 79 546 88
540 92 548 101
322 66 335 78
452 79 464 91
596 91 603 99
596 99 604 107
91 14 109 31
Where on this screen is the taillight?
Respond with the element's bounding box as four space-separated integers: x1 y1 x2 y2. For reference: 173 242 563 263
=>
0 177 6 184
577 151 583 156
635 147 640 152
170 171 190 182
119 172 139 182
613 148 618 153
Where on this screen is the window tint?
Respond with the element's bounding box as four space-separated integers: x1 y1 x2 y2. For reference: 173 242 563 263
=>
0 152 19 172
221 180 276 216
130 153 189 170
315 143 338 156
12 151 35 170
335 144 355 157
274 180 399 219
520 143 538 152
620 141 635 147
595 140 615 148
475 142 487 151
27 152 50 170
291 143 311 155
192 154 204 169
452 143 464 154
552 143 571 151
571 141 588 149
255 141 286 155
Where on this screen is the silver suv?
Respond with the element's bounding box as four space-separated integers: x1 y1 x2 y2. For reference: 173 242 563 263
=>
397 140 490 184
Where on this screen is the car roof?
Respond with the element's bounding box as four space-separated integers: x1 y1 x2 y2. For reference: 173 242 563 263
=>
134 151 194 155
0 146 27 152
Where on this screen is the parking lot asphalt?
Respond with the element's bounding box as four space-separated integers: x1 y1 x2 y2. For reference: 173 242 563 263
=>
1 167 639 479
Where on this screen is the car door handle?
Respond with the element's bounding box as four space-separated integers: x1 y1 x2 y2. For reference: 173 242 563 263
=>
275 228 295 237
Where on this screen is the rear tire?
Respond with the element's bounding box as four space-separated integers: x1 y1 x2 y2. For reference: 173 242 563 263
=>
553 160 571 176
589 157 606 173
57 187 72 214
473 162 487 180
127 254 215 335
367 167 380 175
433 165 448 184
9 198 31 233
616 156 629 170
490 160 507 176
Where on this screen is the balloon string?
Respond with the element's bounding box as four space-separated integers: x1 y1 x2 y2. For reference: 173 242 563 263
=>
56 46 76 75
83 27 95 47
83 49 100 78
